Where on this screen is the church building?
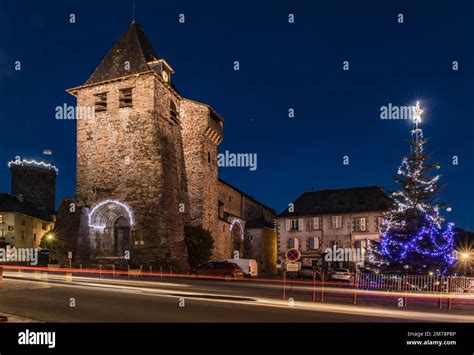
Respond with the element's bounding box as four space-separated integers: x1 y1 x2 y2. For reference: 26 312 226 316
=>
53 22 275 271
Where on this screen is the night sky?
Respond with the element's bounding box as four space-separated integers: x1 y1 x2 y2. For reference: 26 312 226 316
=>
0 0 472 230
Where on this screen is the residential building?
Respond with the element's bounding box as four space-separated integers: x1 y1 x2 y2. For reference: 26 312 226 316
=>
0 194 54 249
277 186 391 270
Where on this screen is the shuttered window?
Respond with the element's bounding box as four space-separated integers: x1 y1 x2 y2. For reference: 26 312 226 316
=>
331 216 342 229
308 237 319 250
94 92 107 112
289 237 300 249
119 88 133 107
307 217 321 230
355 217 367 232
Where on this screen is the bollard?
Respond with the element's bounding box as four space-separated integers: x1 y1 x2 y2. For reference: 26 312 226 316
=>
0 266 3 284
282 271 286 300
99 265 102 279
149 265 152 277
160 265 163 279
112 265 115 278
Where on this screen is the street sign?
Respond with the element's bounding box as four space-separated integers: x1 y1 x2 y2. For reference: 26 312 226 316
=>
68 251 72 260
286 262 301 272
276 259 282 269
285 248 301 262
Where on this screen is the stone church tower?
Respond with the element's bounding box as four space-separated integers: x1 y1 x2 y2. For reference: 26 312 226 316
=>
54 22 275 271
66 22 191 270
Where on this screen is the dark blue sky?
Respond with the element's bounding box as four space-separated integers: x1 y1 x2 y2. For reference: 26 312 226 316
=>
0 0 472 229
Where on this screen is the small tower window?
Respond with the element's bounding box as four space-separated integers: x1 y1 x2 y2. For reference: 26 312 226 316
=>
170 101 178 121
94 92 107 112
119 88 133 108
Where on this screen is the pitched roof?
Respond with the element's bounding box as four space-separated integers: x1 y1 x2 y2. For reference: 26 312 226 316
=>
218 178 276 214
278 186 392 218
0 194 54 221
85 22 161 85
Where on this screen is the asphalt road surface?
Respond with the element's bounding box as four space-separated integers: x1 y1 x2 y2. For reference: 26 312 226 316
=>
0 272 473 322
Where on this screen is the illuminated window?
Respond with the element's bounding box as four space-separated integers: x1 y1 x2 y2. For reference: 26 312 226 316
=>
0 214 4 224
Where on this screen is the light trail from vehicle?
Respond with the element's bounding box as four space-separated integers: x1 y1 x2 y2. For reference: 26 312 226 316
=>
2 271 474 323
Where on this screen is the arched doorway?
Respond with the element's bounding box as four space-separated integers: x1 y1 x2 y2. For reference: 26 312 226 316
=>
230 220 244 258
114 217 131 255
88 200 134 257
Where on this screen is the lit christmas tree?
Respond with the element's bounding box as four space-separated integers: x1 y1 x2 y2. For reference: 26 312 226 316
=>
378 102 456 275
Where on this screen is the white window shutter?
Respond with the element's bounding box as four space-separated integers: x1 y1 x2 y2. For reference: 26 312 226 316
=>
298 218 304 231
294 238 300 250
314 217 319 230
361 218 366 231
309 237 319 249
285 219 291 231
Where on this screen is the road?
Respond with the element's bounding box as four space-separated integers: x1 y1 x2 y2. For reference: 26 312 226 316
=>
0 271 473 322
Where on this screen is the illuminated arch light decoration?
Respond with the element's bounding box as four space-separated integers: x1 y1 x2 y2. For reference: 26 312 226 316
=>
8 156 59 174
88 199 134 232
229 218 244 240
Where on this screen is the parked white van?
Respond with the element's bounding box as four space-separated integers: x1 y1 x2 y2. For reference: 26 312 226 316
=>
225 258 258 277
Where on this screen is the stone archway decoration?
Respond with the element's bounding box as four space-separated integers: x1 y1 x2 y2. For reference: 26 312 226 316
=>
88 199 135 232
229 218 244 240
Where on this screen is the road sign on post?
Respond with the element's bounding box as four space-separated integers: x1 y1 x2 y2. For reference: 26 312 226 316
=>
286 262 301 272
285 248 301 262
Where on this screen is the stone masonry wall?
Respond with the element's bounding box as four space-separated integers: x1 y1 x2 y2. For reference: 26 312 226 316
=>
180 99 220 243
73 72 188 270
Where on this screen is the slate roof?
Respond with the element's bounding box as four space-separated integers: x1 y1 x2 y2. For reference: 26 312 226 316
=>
85 22 162 85
278 186 392 218
0 194 53 221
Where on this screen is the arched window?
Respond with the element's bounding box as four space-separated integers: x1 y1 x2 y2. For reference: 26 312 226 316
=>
170 100 178 121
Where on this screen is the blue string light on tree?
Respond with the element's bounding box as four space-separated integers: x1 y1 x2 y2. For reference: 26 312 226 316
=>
373 101 456 275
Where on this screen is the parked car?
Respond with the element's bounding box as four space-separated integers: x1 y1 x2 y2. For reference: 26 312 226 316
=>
190 261 244 281
330 268 352 282
297 266 320 279
225 258 258 277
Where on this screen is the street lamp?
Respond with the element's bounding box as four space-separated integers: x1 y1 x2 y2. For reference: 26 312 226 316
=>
457 250 472 276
